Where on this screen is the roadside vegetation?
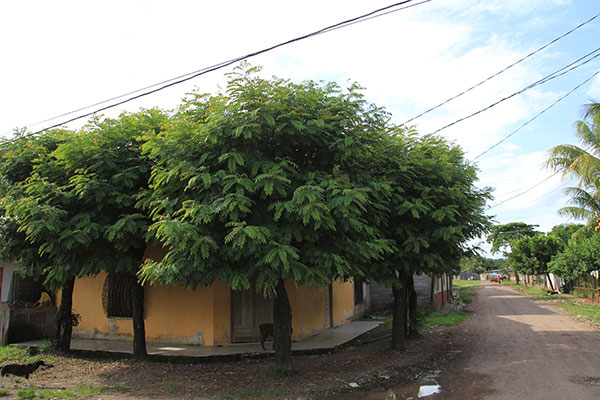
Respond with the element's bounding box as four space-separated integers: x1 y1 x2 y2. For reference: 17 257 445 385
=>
453 279 480 304
496 280 600 326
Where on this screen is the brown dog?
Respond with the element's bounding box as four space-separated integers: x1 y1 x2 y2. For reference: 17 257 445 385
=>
259 323 273 350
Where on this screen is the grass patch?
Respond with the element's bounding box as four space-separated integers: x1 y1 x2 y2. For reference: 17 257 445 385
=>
457 287 475 304
37 388 76 399
453 280 481 304
0 344 56 368
452 280 481 288
16 388 36 399
235 388 286 399
163 381 179 393
521 287 547 296
0 389 8 397
533 296 600 325
216 391 235 400
420 311 469 328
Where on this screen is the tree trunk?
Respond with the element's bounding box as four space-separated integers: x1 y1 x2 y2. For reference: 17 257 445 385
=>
55 276 75 352
391 274 408 351
429 274 435 307
407 274 418 337
440 274 445 306
132 276 147 359
514 270 520 285
546 274 556 292
273 279 293 372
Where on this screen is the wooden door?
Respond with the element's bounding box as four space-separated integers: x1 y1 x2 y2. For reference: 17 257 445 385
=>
231 289 274 343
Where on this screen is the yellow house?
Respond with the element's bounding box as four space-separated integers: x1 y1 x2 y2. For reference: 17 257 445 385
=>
70 246 365 346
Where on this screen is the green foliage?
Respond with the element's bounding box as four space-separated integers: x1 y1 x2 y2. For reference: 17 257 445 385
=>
460 255 506 274
0 388 8 396
546 102 600 226
486 222 539 255
140 65 395 292
549 233 600 280
0 110 167 289
508 233 559 276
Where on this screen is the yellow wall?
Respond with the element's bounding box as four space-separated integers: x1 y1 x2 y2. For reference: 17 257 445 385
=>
68 243 356 345
331 279 355 327
212 280 231 345
286 282 328 340
71 272 230 346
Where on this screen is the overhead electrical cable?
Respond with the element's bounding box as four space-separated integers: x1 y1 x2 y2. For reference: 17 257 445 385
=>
401 11 600 126
428 47 600 136
497 182 571 215
471 69 600 162
488 171 561 210
0 0 429 145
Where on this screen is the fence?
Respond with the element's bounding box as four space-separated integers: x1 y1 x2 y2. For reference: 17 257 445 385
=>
572 275 600 303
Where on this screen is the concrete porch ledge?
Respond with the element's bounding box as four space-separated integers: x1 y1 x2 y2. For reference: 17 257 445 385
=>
16 320 381 361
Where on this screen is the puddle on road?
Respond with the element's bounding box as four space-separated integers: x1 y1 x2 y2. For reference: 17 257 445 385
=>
362 383 441 399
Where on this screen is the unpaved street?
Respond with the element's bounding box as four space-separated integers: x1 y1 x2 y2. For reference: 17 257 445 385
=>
437 283 600 400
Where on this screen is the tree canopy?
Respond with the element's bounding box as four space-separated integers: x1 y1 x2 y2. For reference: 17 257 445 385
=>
1 65 492 369
0 109 168 355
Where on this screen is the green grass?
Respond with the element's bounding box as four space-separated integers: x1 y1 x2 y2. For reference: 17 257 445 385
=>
215 388 286 399
0 389 8 397
0 343 57 371
374 307 470 332
16 388 36 399
521 287 547 296
532 296 600 324
420 311 470 328
236 388 286 399
452 279 482 288
36 388 76 399
163 381 179 393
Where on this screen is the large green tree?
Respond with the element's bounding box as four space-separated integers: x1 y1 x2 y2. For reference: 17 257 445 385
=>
0 110 166 356
366 132 491 350
139 66 392 371
549 231 600 280
508 233 560 291
487 222 539 283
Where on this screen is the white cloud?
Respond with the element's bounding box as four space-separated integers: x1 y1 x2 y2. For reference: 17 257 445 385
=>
587 75 600 99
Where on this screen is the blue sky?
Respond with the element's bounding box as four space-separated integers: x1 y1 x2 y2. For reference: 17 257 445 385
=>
1 0 599 255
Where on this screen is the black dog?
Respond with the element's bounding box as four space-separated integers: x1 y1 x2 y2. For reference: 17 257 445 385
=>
1 360 53 387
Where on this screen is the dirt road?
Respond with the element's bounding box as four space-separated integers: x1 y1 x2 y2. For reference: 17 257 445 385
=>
436 283 600 400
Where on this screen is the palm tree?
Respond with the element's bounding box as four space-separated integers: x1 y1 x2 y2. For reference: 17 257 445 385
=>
547 102 600 226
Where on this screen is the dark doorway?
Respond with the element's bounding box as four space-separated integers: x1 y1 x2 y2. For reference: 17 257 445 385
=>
231 288 274 343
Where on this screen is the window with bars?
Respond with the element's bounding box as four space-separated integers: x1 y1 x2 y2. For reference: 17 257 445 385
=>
102 273 135 318
7 272 43 307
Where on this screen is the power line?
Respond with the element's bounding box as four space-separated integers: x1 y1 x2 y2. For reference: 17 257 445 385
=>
401 11 600 127
471 69 600 162
0 0 429 145
488 171 561 210
496 182 571 215
428 46 600 136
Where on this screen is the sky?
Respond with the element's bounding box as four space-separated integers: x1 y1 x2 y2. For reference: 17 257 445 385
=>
1 0 599 256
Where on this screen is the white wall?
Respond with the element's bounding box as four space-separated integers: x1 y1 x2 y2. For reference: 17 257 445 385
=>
0 261 21 302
